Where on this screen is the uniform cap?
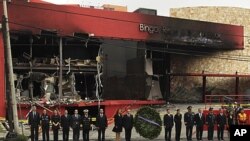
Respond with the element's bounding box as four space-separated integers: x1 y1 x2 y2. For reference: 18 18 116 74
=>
84 109 89 113
187 106 192 109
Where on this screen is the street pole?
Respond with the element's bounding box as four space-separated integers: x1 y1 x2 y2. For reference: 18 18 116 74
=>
2 0 20 134
59 37 63 109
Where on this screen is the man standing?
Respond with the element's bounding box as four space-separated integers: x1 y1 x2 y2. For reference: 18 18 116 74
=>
52 110 60 141
96 109 108 141
174 109 182 141
184 106 195 141
123 109 133 141
164 109 174 141
71 109 81 141
41 109 50 141
234 103 241 125
28 105 40 141
82 109 91 141
206 107 216 141
217 108 226 141
61 109 71 141
194 108 205 141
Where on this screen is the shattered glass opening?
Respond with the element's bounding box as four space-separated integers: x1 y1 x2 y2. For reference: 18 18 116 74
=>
11 31 102 105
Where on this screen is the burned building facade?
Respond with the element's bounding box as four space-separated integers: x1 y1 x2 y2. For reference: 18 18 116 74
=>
0 1 244 118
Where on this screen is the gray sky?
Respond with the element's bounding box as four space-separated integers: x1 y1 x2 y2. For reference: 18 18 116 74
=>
43 0 250 16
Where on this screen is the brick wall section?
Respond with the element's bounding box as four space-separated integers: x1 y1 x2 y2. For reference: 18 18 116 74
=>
169 7 250 102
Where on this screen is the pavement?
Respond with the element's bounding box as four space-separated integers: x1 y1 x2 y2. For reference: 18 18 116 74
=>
0 104 230 141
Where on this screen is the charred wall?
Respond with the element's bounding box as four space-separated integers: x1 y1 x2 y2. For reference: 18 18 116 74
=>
169 7 250 102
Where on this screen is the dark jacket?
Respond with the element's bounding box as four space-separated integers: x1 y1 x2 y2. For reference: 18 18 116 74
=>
122 114 133 129
41 114 50 128
51 115 60 130
71 114 81 129
184 112 195 126
206 113 216 126
217 113 227 126
227 114 234 125
194 113 205 127
174 114 182 125
96 113 108 129
61 114 71 129
113 114 123 132
164 114 174 128
82 115 92 130
28 111 40 127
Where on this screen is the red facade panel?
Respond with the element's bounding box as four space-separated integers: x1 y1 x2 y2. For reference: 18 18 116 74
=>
0 1 244 49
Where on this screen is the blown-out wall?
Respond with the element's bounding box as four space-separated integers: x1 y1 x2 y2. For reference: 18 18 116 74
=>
170 7 250 102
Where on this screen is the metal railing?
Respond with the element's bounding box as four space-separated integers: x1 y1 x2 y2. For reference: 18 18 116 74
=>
205 94 250 109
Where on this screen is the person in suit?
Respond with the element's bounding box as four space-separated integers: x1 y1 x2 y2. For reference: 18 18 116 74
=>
122 109 133 141
194 108 205 141
41 109 50 141
96 108 108 141
28 105 40 141
61 109 71 141
184 106 195 141
206 107 216 141
113 109 123 141
217 108 227 141
227 110 234 138
52 110 60 141
174 109 182 141
164 109 174 141
82 109 91 141
71 109 81 141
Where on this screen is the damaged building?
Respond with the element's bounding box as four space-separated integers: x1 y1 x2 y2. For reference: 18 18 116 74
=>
0 1 245 119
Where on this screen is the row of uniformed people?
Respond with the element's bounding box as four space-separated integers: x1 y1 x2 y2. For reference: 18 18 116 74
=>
163 106 246 141
28 105 108 141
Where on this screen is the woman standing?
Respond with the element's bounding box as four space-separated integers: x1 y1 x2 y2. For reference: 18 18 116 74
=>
113 109 123 141
52 110 60 141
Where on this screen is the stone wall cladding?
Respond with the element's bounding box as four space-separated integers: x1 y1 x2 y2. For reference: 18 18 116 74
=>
169 7 250 102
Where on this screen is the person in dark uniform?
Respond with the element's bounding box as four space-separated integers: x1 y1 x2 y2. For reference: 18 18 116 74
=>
234 102 241 125
194 108 205 141
184 106 195 141
61 109 71 141
41 109 50 141
52 110 60 141
82 109 91 141
96 108 108 141
206 107 216 141
217 108 226 141
164 108 174 141
113 108 123 141
174 109 182 141
122 109 133 141
28 105 40 141
227 110 234 138
71 109 81 141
